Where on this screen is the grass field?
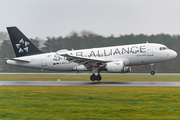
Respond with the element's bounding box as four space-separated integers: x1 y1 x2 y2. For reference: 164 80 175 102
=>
1 87 180 120
0 73 180 81
1 74 180 120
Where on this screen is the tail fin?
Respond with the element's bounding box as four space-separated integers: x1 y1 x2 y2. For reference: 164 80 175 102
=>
7 27 43 57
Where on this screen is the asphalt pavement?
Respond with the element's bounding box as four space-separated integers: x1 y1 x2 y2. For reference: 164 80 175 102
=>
0 81 180 87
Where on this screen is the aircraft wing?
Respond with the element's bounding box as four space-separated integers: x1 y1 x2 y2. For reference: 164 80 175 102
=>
60 54 111 69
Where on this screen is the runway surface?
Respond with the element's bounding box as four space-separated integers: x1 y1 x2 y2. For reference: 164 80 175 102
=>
1 81 180 87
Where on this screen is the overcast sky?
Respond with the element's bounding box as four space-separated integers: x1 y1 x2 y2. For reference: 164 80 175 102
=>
1 0 180 39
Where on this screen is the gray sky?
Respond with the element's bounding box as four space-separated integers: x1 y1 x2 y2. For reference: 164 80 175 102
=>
1 0 180 39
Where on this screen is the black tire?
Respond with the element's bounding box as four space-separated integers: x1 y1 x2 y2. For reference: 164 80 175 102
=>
96 75 102 81
151 71 155 75
90 74 96 81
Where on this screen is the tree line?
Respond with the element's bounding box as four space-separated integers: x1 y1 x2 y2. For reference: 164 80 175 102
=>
0 31 179 73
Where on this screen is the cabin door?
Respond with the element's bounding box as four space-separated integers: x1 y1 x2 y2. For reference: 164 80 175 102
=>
147 45 153 56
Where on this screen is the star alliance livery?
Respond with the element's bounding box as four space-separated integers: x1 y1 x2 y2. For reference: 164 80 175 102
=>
6 27 177 81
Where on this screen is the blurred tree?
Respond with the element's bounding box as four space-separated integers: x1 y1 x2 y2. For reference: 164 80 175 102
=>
0 32 8 41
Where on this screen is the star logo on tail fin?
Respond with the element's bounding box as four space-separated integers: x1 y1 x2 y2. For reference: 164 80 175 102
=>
16 39 30 53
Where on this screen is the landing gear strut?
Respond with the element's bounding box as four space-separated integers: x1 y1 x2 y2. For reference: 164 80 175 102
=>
149 63 155 75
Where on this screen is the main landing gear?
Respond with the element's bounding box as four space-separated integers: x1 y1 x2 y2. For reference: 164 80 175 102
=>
149 63 155 75
90 73 102 81
90 66 102 81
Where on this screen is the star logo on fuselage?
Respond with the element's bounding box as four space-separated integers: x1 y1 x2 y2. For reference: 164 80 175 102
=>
16 39 30 53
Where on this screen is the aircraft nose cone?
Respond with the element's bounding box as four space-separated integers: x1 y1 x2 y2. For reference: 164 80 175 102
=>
172 50 177 59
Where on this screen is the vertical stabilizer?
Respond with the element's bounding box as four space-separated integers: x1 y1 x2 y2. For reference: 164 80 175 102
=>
7 27 43 57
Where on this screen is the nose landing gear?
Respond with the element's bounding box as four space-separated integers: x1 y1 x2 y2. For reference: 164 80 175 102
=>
149 63 155 75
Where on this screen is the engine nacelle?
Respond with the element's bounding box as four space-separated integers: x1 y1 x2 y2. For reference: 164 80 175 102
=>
106 61 131 73
106 61 124 73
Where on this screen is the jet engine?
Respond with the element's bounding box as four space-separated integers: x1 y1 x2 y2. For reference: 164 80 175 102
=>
105 61 131 73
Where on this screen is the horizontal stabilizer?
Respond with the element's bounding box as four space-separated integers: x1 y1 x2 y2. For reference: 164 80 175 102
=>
10 58 31 62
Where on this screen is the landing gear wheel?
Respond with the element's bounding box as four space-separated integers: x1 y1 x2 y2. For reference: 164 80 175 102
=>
96 74 102 81
151 71 155 75
90 73 96 81
90 73 102 81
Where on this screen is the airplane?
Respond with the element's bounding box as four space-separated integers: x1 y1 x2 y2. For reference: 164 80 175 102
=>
6 27 177 81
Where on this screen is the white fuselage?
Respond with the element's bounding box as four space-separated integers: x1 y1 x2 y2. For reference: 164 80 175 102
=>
6 43 177 71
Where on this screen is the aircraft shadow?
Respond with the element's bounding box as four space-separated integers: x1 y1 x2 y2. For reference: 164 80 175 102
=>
84 81 130 85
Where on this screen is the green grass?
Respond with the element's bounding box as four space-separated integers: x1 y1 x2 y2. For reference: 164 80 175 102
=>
0 74 180 119
0 74 180 81
1 87 180 120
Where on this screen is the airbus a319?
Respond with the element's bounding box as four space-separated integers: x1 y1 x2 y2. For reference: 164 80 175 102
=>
6 27 177 81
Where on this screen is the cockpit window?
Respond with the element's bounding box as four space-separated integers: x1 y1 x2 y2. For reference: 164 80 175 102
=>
159 47 168 50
